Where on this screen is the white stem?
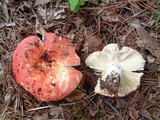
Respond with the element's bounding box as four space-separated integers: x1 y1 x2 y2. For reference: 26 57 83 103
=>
101 63 122 81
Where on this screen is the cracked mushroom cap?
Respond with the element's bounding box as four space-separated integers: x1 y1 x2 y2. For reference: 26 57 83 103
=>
85 44 145 97
12 33 82 101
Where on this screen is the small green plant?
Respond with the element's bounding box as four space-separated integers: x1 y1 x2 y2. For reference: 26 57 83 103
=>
67 0 85 12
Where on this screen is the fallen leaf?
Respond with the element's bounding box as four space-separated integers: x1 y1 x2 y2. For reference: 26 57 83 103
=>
147 55 156 63
128 0 143 1
37 7 66 24
49 106 64 119
33 113 48 120
128 0 141 14
65 90 86 102
101 0 118 3
131 19 160 61
0 45 9 60
87 0 102 4
53 8 66 20
115 98 128 108
1 0 9 22
34 0 52 6
18 1 32 11
4 0 14 6
74 17 84 29
23 102 35 110
0 63 4 76
4 93 11 103
37 7 47 21
0 22 16 28
88 108 97 117
140 109 153 120
147 63 158 72
67 34 75 41
100 10 119 23
141 20 156 28
128 106 139 120
82 35 103 53
35 17 46 41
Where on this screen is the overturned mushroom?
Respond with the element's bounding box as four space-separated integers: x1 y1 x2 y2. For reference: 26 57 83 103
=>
85 44 145 97
12 33 82 101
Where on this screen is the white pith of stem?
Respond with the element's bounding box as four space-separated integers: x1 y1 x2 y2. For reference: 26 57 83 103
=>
101 63 122 81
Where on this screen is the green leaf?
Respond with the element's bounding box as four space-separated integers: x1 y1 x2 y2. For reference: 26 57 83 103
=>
67 0 85 12
79 0 85 5
68 0 79 7
70 5 80 13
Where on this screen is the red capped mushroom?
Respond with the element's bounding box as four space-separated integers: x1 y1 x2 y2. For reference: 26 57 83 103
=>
12 33 82 101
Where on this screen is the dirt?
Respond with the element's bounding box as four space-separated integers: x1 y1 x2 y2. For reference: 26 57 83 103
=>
0 0 160 120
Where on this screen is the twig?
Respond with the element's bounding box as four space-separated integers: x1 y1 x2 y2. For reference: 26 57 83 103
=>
122 8 147 23
103 98 124 120
26 105 52 112
60 92 96 106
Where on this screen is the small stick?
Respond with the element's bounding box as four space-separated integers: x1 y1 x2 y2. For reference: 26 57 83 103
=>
103 98 124 120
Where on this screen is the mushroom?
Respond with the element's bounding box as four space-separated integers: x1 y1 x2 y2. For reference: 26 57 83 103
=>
12 33 82 101
85 44 145 97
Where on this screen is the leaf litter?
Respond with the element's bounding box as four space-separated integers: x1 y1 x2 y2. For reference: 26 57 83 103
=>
0 0 160 120
131 19 160 62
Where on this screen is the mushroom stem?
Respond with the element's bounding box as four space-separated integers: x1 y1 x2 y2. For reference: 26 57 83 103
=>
101 63 122 80
100 63 122 95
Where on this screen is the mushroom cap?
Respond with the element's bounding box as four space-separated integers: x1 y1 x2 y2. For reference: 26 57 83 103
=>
12 33 82 101
85 44 145 97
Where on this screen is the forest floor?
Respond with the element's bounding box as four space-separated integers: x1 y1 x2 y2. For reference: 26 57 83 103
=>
0 0 160 120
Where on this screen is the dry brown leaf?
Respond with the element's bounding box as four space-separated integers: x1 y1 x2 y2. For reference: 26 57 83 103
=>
0 63 4 77
49 106 64 119
35 17 46 41
33 113 49 120
0 45 10 60
128 0 143 1
147 55 156 63
4 0 14 6
83 35 103 53
18 1 32 11
88 108 97 117
67 34 75 41
1 1 9 22
34 0 52 6
65 90 86 102
128 106 139 120
115 98 128 108
74 17 84 29
4 93 11 103
147 63 158 72
53 8 66 20
0 22 16 28
129 0 142 14
140 109 153 120
100 10 119 23
101 0 118 3
38 7 66 23
131 19 160 61
37 7 47 21
141 20 156 27
23 102 36 110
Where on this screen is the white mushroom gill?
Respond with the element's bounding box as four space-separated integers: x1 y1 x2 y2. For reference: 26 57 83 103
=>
85 44 145 97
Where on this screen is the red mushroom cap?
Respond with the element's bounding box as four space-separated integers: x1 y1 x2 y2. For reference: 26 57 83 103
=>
12 33 82 101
